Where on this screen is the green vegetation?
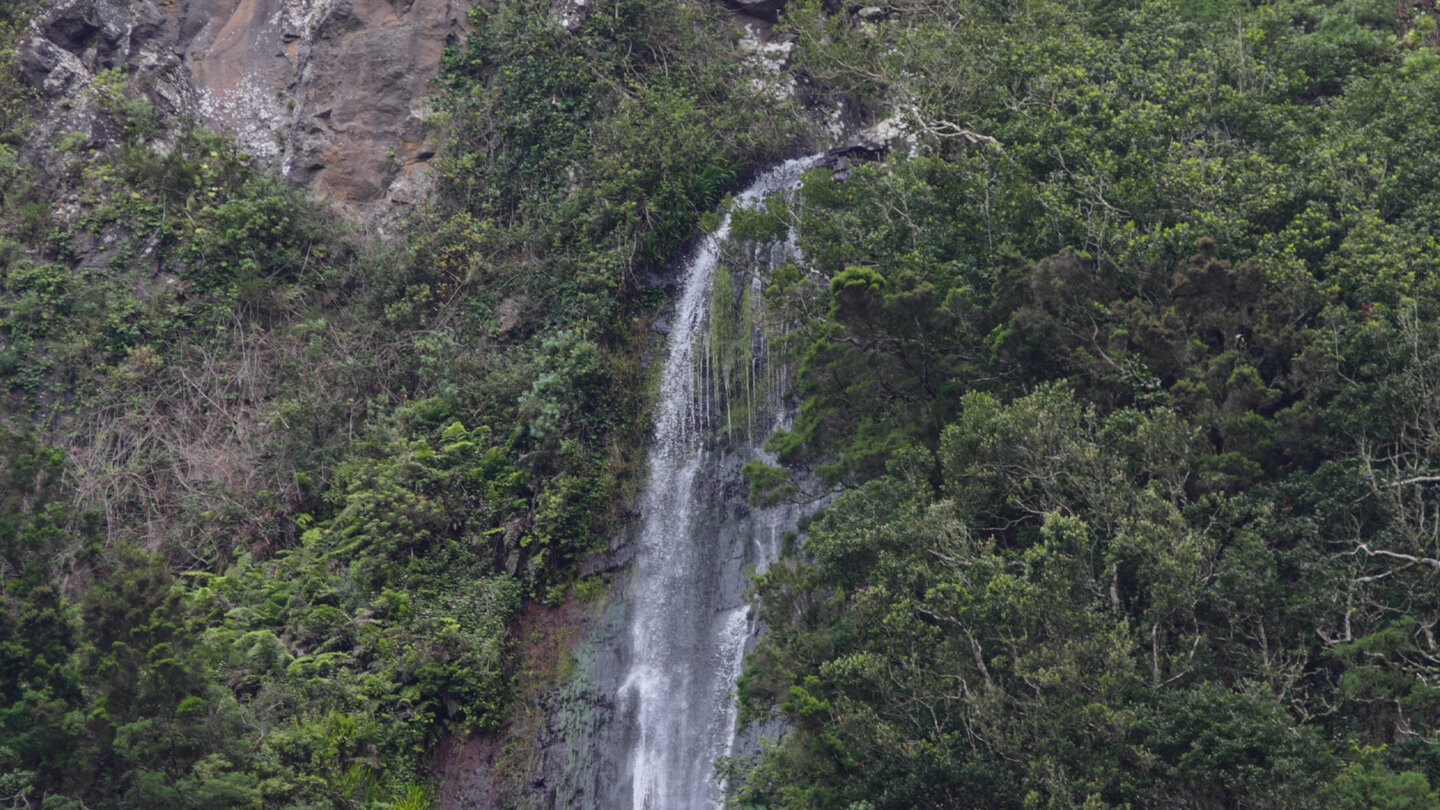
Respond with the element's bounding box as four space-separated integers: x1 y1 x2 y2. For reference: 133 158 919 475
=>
0 0 795 805
7 0 1440 801
731 0 1440 806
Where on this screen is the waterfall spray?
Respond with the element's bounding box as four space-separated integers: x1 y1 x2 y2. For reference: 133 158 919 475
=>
619 156 819 810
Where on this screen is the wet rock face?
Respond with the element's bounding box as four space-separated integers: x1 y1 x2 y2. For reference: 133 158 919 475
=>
21 0 466 221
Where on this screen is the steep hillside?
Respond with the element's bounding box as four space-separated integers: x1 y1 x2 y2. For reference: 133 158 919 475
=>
6 0 1440 806
729 0 1440 807
0 0 800 806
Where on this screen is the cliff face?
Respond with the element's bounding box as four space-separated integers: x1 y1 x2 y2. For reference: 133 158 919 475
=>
20 0 466 222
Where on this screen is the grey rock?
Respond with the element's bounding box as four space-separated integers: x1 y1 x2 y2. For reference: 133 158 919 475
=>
552 0 592 31
20 37 88 97
721 0 788 23
19 0 467 224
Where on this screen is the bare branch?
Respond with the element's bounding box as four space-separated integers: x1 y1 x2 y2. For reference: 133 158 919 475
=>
1388 476 1440 487
1352 542 1440 570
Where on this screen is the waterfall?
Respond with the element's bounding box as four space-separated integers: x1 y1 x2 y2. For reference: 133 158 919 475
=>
619 156 819 810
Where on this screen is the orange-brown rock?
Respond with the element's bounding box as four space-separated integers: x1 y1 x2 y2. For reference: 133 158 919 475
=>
22 0 468 222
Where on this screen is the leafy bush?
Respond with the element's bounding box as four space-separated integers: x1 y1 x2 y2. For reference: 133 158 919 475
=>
736 0 1440 805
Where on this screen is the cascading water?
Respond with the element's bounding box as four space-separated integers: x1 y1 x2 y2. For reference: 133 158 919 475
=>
619 155 819 810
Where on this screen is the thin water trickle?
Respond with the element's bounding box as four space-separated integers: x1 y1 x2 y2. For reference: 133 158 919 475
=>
621 156 819 810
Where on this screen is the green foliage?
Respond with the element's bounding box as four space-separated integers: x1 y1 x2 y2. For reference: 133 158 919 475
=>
737 0 1440 804
433 0 798 321
88 68 155 140
517 331 609 447
0 0 806 801
739 392 1326 808
0 129 340 417
9 0 1440 799
0 1 38 145
1319 751 1439 809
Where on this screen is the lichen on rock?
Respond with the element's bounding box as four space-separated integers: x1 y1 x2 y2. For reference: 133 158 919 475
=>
21 0 468 223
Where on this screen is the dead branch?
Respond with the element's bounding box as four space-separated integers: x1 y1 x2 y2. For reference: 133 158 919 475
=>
1351 542 1440 570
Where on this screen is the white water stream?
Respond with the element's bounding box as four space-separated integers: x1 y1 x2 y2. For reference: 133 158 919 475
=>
621 156 819 810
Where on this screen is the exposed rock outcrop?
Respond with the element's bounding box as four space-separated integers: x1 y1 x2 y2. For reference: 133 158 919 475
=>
721 0 789 23
551 0 592 31
20 0 467 223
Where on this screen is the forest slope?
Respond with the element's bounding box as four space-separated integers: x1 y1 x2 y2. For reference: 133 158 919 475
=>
4 0 1440 805
731 0 1440 807
0 0 797 806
